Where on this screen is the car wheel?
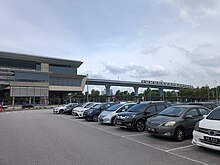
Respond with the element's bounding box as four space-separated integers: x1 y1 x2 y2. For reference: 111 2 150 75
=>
136 120 145 132
59 109 64 114
92 115 98 122
112 117 117 126
174 127 185 142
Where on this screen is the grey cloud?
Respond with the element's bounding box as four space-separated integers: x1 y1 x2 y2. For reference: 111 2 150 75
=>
160 0 220 26
171 43 220 67
102 62 127 74
102 61 170 78
128 64 170 78
141 46 162 55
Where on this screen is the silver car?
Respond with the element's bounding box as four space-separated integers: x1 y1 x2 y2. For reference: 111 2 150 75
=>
98 103 136 125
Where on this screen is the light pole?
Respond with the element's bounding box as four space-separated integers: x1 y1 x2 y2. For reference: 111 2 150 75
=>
215 80 218 101
86 74 89 102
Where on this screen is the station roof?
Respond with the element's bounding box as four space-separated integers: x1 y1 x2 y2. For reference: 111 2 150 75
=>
0 51 83 68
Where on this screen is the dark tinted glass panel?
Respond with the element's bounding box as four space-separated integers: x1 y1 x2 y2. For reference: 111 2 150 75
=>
159 107 186 117
199 108 210 116
185 109 199 117
0 58 36 69
128 104 148 112
146 106 156 113
207 108 220 120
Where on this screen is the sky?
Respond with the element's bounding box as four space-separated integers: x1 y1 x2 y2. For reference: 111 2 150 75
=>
0 0 220 92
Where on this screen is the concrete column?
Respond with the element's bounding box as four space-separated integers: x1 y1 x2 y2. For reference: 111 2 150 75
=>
105 85 111 102
105 85 111 96
133 86 139 97
29 97 32 104
159 88 164 101
12 97 15 108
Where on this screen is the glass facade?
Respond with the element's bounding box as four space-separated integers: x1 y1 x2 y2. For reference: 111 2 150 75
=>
49 77 82 86
0 58 37 70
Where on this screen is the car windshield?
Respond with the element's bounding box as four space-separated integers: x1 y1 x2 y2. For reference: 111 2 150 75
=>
159 107 186 117
106 104 123 111
206 108 220 120
93 104 104 109
128 104 147 112
84 103 94 108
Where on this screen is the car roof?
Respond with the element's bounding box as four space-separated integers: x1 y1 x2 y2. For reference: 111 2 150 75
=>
188 102 216 105
172 104 208 108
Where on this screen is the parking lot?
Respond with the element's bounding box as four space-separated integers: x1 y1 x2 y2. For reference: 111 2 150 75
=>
0 109 219 165
59 112 219 165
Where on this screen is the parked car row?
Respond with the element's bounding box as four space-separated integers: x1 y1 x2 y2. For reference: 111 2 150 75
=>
53 101 220 151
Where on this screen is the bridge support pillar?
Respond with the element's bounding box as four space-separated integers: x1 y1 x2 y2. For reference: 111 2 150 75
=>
105 85 111 102
133 86 139 97
133 86 139 102
159 88 164 101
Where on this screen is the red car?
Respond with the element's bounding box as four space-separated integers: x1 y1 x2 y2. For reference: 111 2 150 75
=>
0 105 3 112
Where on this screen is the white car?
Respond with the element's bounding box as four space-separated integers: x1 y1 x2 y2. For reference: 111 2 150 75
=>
192 107 220 151
98 103 136 125
53 103 76 114
72 102 101 118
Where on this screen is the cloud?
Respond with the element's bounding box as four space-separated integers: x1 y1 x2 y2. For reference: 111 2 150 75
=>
159 0 220 26
128 63 170 78
171 43 220 78
141 46 162 55
102 61 127 74
102 61 169 78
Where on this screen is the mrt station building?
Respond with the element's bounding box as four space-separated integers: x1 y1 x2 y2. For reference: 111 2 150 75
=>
0 51 87 105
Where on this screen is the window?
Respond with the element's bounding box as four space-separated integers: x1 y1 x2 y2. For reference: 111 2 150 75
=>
146 106 156 113
156 104 166 112
185 109 199 117
198 108 210 116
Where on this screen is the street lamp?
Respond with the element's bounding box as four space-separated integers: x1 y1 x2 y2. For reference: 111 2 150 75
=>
86 74 89 102
215 80 218 101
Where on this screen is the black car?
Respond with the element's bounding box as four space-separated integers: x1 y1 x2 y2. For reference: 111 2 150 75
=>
115 101 171 132
21 103 34 109
63 103 79 115
146 105 211 141
188 102 217 110
83 103 114 122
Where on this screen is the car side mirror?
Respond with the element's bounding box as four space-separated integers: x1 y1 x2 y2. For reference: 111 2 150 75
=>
202 115 207 119
145 111 150 115
185 115 193 119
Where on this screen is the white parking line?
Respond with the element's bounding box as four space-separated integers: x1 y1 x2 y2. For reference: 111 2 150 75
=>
53 117 208 165
58 115 208 165
121 133 147 137
165 144 195 152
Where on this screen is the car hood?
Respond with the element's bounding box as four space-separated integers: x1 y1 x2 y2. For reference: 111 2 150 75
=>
199 118 220 130
100 111 114 116
117 111 137 116
148 115 179 125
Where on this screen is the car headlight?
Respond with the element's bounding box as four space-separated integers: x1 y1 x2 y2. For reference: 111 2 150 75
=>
163 121 176 127
125 114 136 119
194 122 199 131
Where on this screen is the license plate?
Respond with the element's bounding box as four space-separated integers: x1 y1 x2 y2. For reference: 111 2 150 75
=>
117 122 121 125
204 136 219 142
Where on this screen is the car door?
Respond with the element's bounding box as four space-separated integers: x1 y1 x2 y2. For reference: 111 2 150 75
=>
144 105 157 120
183 108 200 135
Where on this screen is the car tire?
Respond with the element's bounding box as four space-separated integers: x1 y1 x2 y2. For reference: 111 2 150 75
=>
112 117 117 126
174 127 185 142
92 115 98 122
59 109 64 114
135 120 145 132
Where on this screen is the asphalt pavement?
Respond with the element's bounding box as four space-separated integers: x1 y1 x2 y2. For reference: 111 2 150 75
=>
0 110 219 165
